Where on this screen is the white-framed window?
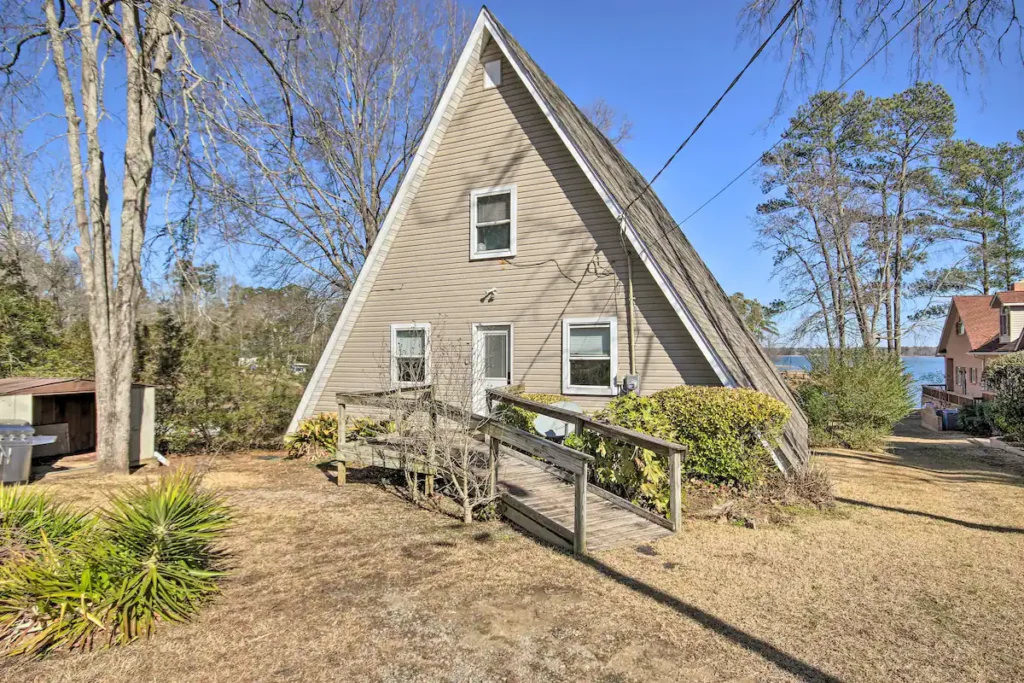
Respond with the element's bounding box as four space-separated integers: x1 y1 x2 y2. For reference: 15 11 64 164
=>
956 319 965 335
483 59 502 88
470 186 516 260
1001 308 1010 336
390 323 430 386
561 317 618 396
970 367 977 384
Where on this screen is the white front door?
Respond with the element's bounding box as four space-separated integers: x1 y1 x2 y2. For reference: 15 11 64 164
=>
473 324 512 415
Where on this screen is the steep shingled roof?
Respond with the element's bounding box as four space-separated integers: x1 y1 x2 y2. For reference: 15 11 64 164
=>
949 295 1001 352
993 291 1024 306
486 11 808 470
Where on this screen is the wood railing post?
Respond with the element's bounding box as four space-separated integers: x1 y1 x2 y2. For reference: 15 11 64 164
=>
668 448 681 532
574 461 588 555
488 435 500 498
336 399 347 486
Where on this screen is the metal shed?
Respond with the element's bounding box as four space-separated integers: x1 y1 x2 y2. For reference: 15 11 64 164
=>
0 378 155 466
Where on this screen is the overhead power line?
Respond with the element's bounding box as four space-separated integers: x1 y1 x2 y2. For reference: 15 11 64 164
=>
673 0 939 228
619 0 802 217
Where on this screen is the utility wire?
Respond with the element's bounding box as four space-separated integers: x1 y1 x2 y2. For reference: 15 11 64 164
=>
619 0 801 217
673 0 938 228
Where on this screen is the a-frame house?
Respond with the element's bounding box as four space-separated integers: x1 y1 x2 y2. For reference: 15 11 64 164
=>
290 7 809 471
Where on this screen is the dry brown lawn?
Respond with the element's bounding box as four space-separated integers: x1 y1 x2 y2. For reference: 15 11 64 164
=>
3 418 1023 682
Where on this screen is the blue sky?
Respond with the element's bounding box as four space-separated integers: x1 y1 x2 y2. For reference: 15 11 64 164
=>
14 3 1021 344
478 1 1024 345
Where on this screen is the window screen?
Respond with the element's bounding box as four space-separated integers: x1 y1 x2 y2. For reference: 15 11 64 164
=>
394 328 426 383
567 324 611 387
472 189 514 257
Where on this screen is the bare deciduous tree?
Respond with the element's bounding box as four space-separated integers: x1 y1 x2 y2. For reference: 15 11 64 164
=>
178 0 466 295
1 0 186 472
0 96 81 323
584 97 634 149
742 0 1024 102
374 323 498 523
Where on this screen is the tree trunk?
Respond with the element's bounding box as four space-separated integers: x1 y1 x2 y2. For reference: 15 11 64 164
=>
981 226 990 294
893 160 910 358
93 337 135 471
833 188 872 347
44 0 174 473
811 213 844 348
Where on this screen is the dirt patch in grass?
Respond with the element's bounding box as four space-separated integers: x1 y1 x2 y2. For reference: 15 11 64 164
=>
3 418 1023 682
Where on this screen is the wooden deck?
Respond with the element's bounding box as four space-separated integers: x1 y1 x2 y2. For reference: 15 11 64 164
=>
497 451 673 552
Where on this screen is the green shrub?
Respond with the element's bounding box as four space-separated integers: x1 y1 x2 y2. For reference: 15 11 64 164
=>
348 417 396 439
0 469 230 656
984 352 1024 441
285 414 398 460
958 401 998 437
567 387 790 513
797 349 913 450
495 391 567 434
101 470 231 644
285 412 339 459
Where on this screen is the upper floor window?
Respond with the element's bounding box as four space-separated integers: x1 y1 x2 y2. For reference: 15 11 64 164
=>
956 319 965 335
470 186 516 260
391 323 430 386
562 318 618 396
1001 308 1010 336
483 59 502 89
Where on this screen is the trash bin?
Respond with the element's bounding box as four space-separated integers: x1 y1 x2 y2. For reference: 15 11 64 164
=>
0 420 57 484
938 409 960 431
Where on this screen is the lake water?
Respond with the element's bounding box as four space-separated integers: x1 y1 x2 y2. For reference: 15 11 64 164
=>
774 354 944 407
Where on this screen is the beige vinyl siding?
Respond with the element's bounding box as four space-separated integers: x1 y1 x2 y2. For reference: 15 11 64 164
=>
1009 306 1024 342
311 40 717 415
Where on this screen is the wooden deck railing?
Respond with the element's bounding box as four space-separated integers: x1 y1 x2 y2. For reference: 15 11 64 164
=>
921 384 980 408
486 389 688 534
332 386 688 556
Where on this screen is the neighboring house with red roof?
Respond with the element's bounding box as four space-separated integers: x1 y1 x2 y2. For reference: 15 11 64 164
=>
935 282 1024 398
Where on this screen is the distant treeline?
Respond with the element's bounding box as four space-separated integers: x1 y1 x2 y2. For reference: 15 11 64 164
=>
769 346 936 357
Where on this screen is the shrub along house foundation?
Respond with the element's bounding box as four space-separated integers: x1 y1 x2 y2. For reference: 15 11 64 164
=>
290 8 809 474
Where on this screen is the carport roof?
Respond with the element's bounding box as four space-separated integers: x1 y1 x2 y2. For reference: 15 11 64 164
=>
0 377 152 396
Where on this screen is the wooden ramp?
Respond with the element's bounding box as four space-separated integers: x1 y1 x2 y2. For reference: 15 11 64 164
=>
497 451 673 552
334 388 687 555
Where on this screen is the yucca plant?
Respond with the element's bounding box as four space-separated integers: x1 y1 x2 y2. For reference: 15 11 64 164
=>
101 469 231 644
0 469 231 656
0 537 113 655
349 416 395 439
0 486 94 555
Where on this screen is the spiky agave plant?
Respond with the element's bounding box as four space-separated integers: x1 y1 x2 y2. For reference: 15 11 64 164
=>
101 468 231 645
0 487 108 656
0 470 231 656
0 486 94 554
0 535 114 655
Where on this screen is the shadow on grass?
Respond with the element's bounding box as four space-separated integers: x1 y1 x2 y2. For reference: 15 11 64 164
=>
819 449 1022 486
575 553 844 683
836 497 1024 534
